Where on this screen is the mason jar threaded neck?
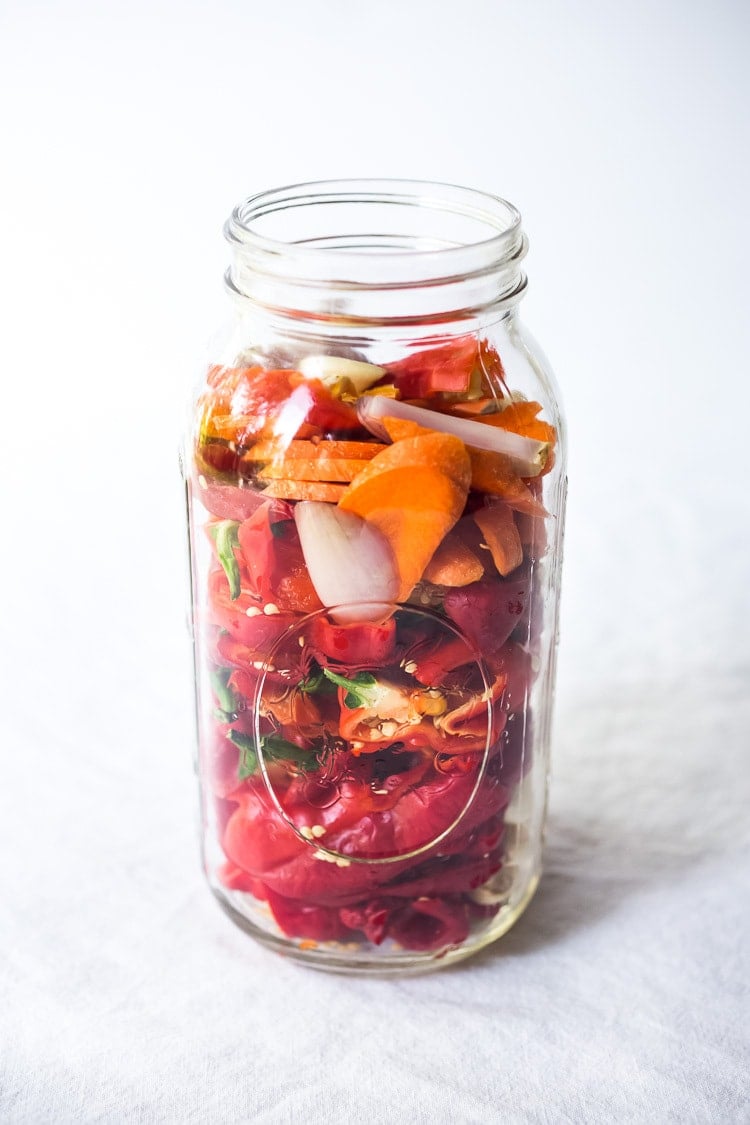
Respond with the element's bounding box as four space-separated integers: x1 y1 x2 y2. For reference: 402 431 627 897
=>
223 179 528 329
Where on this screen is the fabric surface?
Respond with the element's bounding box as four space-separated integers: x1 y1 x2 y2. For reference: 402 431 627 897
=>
2 0 749 1120
2 665 748 1123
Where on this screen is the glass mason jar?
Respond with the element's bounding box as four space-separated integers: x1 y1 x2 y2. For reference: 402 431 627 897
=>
184 180 566 973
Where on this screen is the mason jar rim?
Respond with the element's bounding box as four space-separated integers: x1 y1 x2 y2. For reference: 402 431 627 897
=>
224 178 526 287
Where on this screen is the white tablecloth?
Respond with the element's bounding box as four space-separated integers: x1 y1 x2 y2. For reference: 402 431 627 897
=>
1 0 749 1120
3 663 748 1123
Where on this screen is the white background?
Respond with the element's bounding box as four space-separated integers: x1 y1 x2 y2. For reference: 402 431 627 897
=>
1 1 749 1122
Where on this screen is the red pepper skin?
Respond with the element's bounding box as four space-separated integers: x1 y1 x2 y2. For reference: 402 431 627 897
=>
206 567 266 641
237 503 322 613
443 576 528 655
378 848 503 900
388 336 478 399
202 728 242 798
281 379 360 435
341 894 472 951
221 758 511 906
213 608 298 661
412 635 478 687
236 500 292 601
387 897 471 951
195 481 265 522
339 899 395 945
488 643 532 714
259 888 474 951
264 889 350 942
308 616 397 667
201 366 360 440
218 861 268 899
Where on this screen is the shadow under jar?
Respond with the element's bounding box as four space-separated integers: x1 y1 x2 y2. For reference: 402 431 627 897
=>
184 180 567 973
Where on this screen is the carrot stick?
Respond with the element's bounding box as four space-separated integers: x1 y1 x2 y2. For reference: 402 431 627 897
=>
473 503 524 577
261 480 348 502
423 532 484 586
468 450 548 516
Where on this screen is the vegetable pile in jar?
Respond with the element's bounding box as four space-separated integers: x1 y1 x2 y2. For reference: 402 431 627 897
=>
190 333 556 962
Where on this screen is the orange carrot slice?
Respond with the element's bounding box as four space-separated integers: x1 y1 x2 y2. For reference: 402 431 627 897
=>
258 458 369 483
262 480 348 502
474 401 556 445
339 433 471 601
445 398 505 418
473 503 523 577
380 416 434 442
468 450 548 515
380 416 547 513
245 439 386 462
423 532 484 586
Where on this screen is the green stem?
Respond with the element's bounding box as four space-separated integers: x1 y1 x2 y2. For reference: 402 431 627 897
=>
210 520 241 600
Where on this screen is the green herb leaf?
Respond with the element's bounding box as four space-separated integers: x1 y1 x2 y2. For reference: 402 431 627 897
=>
227 730 258 779
299 670 324 694
228 730 319 780
210 520 241 600
211 667 239 715
322 668 378 709
298 665 337 695
214 708 236 723
263 735 319 769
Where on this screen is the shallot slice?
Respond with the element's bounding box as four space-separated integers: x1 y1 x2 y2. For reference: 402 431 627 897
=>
294 501 399 621
357 395 549 478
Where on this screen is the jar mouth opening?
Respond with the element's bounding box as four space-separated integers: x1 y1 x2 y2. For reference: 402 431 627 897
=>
225 179 526 289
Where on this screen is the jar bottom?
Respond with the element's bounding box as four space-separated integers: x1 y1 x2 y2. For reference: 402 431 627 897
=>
210 871 541 976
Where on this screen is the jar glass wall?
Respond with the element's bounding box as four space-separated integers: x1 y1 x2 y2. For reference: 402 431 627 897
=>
185 181 566 973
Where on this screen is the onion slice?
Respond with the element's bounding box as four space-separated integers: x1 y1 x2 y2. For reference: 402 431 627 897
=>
299 355 386 394
294 501 399 621
357 395 549 478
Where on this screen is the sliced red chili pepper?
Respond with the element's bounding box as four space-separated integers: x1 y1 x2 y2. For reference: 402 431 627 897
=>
236 502 322 613
412 635 478 686
387 897 470 951
216 619 298 670
308 616 397 666
339 898 399 945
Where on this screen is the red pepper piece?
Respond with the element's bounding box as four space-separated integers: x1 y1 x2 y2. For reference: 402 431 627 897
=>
443 576 528 655
388 897 470 951
264 888 350 942
308 616 397 667
215 622 298 674
339 898 398 945
218 861 267 899
388 336 478 399
195 481 265 522
412 635 478 686
237 502 322 613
